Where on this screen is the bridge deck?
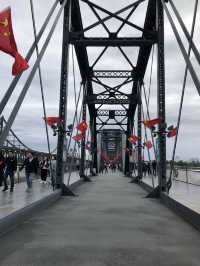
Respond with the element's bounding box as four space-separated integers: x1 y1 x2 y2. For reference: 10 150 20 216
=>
0 173 200 265
143 176 200 214
0 171 79 222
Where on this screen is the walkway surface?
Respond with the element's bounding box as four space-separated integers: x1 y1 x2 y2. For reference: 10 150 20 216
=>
143 175 200 214
0 171 80 220
0 173 200 266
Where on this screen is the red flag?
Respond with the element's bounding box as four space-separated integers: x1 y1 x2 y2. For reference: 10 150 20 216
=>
128 135 138 144
0 7 29 75
143 118 162 129
43 117 64 126
77 121 88 133
167 127 177 138
144 141 153 149
72 133 84 142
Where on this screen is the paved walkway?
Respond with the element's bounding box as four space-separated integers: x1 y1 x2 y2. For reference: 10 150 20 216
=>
0 173 200 265
143 175 200 214
0 171 80 221
0 180 53 220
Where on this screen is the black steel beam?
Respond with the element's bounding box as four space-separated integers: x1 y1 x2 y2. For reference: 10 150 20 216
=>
157 0 167 193
70 36 156 47
137 86 143 180
97 110 127 117
92 70 134 79
86 96 137 105
56 0 70 188
96 123 127 126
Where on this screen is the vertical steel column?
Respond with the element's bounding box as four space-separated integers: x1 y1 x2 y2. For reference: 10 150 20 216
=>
124 118 130 176
93 115 98 174
0 116 4 135
80 82 87 178
89 117 94 175
157 0 166 192
56 0 71 188
137 83 143 180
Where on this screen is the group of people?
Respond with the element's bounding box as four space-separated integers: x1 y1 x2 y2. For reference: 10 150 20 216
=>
0 151 52 192
141 160 157 177
99 163 121 174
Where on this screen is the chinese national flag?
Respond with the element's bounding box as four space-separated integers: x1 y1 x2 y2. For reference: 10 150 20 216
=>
0 7 29 75
72 133 84 142
167 127 177 138
76 121 88 133
143 118 162 129
128 135 138 144
144 141 153 149
43 117 64 126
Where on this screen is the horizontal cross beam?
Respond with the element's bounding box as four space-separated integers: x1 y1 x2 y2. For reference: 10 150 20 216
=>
97 110 127 116
97 123 127 125
70 36 156 47
86 94 137 105
92 70 134 78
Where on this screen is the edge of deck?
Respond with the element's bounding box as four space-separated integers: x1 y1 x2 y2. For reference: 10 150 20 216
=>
0 180 83 236
140 180 200 231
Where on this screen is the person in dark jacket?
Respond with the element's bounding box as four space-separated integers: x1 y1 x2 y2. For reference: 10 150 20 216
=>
40 157 49 184
152 160 157 176
2 152 17 192
0 152 5 187
20 152 38 191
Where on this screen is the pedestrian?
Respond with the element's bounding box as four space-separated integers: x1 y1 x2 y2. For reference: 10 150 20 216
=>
2 152 17 192
142 161 147 177
0 152 5 187
104 163 108 174
147 162 151 175
40 156 49 184
152 160 157 176
20 152 38 191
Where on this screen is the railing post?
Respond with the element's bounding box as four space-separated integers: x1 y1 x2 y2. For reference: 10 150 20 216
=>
56 0 71 188
157 0 167 193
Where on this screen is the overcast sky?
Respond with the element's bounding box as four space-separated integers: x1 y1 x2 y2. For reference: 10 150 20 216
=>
0 0 200 160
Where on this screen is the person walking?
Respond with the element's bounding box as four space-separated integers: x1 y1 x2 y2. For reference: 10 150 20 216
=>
2 152 17 192
40 157 49 184
147 162 151 175
152 160 157 176
20 152 38 191
0 152 5 187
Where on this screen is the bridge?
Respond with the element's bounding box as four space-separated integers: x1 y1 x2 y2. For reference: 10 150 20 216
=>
0 0 200 265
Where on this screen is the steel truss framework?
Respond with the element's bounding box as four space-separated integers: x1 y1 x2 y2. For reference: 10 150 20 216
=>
64 0 165 185
0 0 186 196
0 0 198 198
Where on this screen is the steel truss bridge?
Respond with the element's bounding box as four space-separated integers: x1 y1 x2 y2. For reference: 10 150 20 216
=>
0 0 199 199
